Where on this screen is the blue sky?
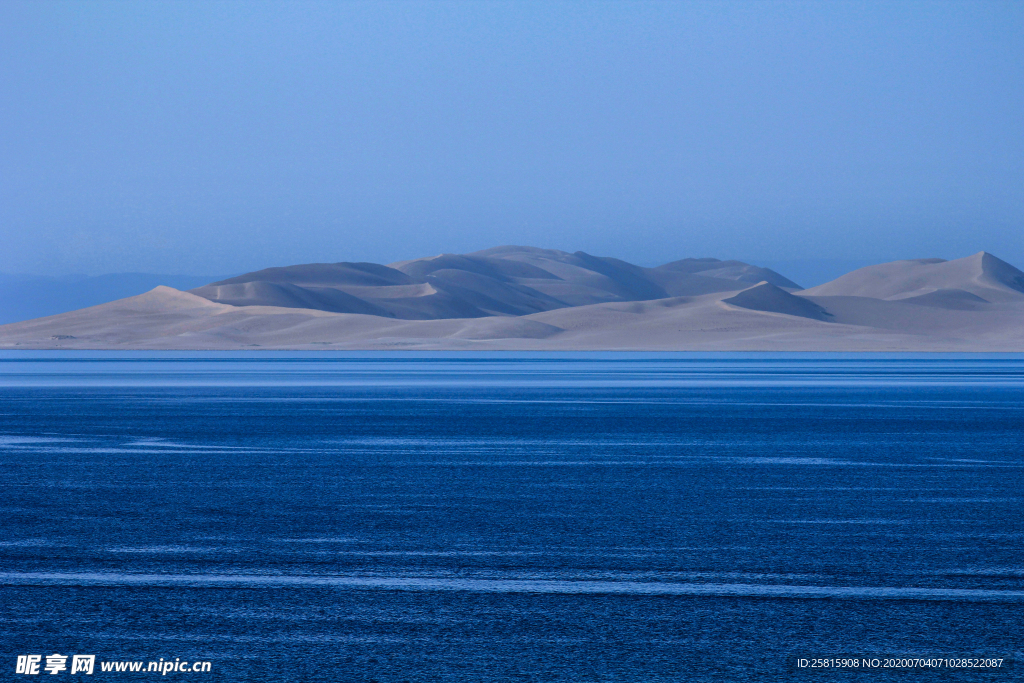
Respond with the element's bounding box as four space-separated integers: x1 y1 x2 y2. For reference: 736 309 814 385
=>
1 1 1021 276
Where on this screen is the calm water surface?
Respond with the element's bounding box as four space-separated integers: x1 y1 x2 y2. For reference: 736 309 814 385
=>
1 353 1022 681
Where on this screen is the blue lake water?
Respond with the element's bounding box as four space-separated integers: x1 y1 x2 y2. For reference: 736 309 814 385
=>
1 353 1022 681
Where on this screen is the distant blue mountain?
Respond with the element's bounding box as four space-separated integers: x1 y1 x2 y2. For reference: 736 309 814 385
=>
0 273 224 324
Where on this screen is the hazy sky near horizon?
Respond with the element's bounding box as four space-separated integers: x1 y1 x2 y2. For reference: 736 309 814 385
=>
1 0 1021 276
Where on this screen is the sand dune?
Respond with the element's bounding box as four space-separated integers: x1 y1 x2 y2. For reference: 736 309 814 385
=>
211 262 414 287
192 281 394 316
722 282 832 321
0 272 226 325
899 289 991 310
654 257 800 289
801 252 1024 303
187 246 797 320
1 249 1022 350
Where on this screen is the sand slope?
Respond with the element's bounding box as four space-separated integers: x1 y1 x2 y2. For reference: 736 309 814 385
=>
2 250 1023 351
